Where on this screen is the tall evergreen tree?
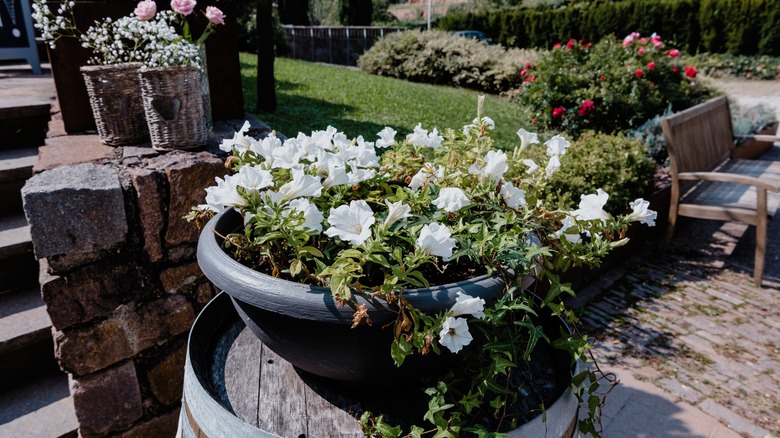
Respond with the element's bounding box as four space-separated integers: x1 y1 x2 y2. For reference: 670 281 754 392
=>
338 0 373 26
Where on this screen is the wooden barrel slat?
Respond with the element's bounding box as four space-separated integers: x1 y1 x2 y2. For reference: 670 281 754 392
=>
224 326 262 427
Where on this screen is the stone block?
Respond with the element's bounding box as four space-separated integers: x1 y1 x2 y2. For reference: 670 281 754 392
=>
34 135 116 173
22 163 127 261
128 168 166 263
124 295 196 354
145 151 223 248
40 259 141 331
70 361 143 437
115 409 179 438
55 318 134 376
146 344 187 406
159 263 204 294
195 282 215 309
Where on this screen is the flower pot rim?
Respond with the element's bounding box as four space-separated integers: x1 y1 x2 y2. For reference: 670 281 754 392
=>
79 62 143 72
197 208 508 324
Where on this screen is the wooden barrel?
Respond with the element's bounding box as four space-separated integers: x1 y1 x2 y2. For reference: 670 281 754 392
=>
178 293 580 437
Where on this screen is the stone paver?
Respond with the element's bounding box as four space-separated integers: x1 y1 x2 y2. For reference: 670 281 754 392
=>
576 207 780 437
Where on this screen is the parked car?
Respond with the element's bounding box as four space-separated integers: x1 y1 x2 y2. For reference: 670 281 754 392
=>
453 30 494 44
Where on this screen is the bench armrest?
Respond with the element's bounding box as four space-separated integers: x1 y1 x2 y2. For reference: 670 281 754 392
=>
734 134 780 143
678 171 780 192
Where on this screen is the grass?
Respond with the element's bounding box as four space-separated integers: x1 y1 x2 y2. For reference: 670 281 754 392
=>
239 53 530 147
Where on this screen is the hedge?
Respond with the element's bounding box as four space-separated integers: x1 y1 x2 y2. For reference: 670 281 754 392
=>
438 0 780 56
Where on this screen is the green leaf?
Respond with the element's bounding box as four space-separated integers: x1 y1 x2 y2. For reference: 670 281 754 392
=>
390 337 413 366
340 249 363 259
365 253 391 268
409 425 426 438
299 246 323 258
458 391 482 414
289 259 302 277
374 420 402 438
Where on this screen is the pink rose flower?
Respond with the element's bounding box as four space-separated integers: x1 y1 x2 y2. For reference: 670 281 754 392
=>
205 6 225 24
635 69 644 78
638 47 645 54
668 49 680 58
134 0 157 20
552 107 566 118
577 100 595 116
171 0 196 15
622 35 634 47
520 69 527 77
647 61 656 70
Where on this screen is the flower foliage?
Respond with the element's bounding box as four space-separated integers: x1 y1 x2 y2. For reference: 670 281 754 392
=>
193 98 656 435
32 0 224 67
514 33 715 138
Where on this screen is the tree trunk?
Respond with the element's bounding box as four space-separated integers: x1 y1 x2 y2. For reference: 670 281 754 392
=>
257 0 277 113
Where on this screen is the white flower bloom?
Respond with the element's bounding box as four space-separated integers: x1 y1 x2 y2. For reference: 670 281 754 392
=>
416 223 457 260
554 215 581 243
384 200 412 228
347 164 376 185
321 161 350 189
279 167 323 200
432 187 470 213
286 198 324 233
573 189 611 221
500 182 526 209
376 127 397 148
220 121 253 154
355 137 380 168
250 133 283 167
522 159 539 175
545 155 561 178
517 128 539 150
450 292 485 319
406 123 442 149
272 140 303 169
232 165 273 192
409 164 444 190
427 128 444 150
439 317 473 353
203 175 246 211
627 198 657 227
481 150 509 182
324 200 376 245
545 135 571 157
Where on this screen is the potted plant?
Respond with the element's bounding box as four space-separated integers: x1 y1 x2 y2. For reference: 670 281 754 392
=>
190 97 658 436
31 0 224 148
731 101 779 160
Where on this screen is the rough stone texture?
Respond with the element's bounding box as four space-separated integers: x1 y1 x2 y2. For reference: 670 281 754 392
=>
55 318 134 376
70 361 143 437
22 163 127 260
128 168 166 263
123 295 196 354
194 282 215 309
146 151 223 248
39 259 141 331
146 344 187 406
34 135 116 173
159 263 204 294
115 409 179 438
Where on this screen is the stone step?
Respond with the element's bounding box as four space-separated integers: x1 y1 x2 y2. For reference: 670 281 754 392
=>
0 215 37 293
0 285 56 380
0 146 38 217
0 367 77 438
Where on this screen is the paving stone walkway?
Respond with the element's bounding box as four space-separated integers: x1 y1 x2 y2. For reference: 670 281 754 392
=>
572 152 780 437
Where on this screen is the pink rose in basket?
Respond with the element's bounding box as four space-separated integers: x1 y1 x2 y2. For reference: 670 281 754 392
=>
205 6 225 25
134 0 157 20
171 0 197 16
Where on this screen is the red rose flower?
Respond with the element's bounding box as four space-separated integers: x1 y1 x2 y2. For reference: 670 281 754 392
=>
638 47 645 54
668 49 680 58
520 69 528 77
684 66 697 78
552 107 567 118
673 66 678 73
524 76 535 83
635 69 645 78
531 118 537 125
577 100 595 116
647 61 656 70
600 75 606 81
566 39 576 50
553 43 561 49
525 61 532 69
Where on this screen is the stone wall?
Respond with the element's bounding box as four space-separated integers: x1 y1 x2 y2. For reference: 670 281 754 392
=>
21 119 268 437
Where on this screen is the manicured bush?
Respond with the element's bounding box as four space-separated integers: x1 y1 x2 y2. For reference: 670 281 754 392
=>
685 53 780 79
524 131 657 213
357 30 539 94
514 34 714 138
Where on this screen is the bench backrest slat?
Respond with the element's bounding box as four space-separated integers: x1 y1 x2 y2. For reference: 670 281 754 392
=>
661 96 734 176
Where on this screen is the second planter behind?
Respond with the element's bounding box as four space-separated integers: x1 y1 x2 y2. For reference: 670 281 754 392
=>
139 66 209 151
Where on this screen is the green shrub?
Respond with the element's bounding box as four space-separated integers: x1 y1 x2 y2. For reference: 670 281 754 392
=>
515 34 715 138
357 30 539 94
685 53 780 79
528 132 657 214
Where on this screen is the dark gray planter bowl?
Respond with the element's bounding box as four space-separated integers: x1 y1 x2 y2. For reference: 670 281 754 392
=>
197 208 509 383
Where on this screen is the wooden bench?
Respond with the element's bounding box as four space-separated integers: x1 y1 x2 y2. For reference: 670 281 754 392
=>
661 96 780 287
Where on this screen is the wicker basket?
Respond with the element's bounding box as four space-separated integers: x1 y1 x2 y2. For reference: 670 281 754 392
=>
80 63 149 146
139 66 208 151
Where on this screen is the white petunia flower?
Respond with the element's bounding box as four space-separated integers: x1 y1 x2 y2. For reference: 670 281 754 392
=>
324 200 376 245
439 316 473 353
516 128 539 150
545 135 571 157
321 161 350 189
573 189 611 221
627 198 657 227
553 215 582 243
432 187 470 213
286 198 324 233
232 165 273 192
384 200 412 228
220 121 253 154
279 167 323 200
406 124 443 149
409 164 444 190
347 164 376 185
249 133 283 167
354 137 380 168
545 155 561 178
203 175 246 211
482 150 509 182
522 159 539 175
416 223 457 260
500 182 526 209
376 127 397 148
271 139 303 169
450 292 485 319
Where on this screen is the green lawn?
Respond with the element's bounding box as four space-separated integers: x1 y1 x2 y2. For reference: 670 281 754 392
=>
240 54 531 148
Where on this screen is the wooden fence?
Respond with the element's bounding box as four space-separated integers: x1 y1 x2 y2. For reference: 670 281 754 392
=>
283 26 402 66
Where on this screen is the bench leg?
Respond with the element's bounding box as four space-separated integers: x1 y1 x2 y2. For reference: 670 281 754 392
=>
754 190 768 287
661 195 679 250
